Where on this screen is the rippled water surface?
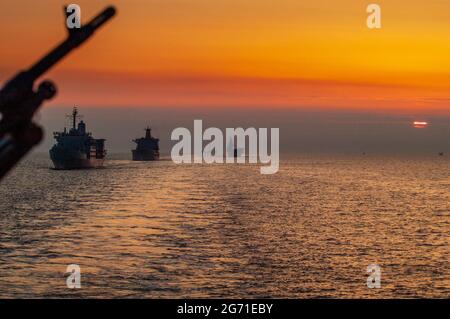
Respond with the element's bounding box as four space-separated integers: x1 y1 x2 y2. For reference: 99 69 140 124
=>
0 154 448 298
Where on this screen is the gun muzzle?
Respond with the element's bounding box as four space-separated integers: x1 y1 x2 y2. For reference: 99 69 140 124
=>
88 6 116 30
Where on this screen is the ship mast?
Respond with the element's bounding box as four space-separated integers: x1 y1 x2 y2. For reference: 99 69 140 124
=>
145 126 151 139
66 107 82 131
72 107 78 130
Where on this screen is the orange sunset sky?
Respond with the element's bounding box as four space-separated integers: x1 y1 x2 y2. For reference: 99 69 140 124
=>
0 0 449 114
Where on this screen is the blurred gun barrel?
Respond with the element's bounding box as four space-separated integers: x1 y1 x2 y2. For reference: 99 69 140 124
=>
28 6 116 80
0 6 116 113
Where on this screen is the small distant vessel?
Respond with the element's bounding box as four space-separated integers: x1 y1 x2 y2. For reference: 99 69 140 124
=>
227 137 243 158
438 152 444 156
132 127 160 161
49 108 106 169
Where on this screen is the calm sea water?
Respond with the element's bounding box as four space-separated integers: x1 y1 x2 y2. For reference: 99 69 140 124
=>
0 153 448 298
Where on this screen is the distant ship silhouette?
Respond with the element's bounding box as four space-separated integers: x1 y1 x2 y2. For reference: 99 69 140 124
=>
132 126 160 161
49 107 106 169
227 137 243 158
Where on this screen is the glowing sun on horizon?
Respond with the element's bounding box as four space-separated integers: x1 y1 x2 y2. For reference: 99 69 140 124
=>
413 121 428 129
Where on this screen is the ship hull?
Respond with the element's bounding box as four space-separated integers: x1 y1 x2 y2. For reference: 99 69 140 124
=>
50 150 104 170
132 150 159 161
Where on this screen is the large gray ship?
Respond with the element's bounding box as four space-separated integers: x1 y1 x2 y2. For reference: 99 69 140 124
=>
49 108 106 169
132 127 159 161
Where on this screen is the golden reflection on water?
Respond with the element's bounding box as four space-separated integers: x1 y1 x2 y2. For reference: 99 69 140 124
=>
0 154 448 298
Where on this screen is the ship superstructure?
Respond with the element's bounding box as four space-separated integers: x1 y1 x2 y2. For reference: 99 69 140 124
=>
49 108 106 169
132 127 159 161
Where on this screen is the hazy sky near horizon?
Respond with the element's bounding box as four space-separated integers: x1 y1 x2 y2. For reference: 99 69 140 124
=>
32 105 449 155
0 1 449 154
